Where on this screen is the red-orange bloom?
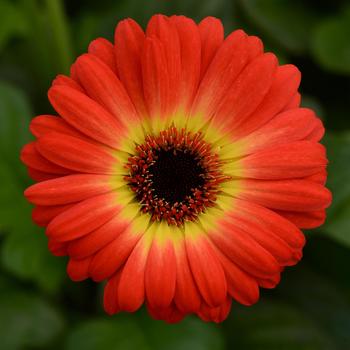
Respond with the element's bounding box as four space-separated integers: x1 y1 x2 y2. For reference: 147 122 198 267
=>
21 15 331 323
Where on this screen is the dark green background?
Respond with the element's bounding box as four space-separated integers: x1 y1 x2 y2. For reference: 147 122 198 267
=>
0 0 350 349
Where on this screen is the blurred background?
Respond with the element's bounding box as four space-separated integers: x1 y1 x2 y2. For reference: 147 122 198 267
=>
0 0 350 349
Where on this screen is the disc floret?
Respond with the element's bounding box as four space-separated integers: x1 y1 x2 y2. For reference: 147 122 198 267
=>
125 126 229 225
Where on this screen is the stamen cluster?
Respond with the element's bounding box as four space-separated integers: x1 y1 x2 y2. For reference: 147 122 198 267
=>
125 126 229 226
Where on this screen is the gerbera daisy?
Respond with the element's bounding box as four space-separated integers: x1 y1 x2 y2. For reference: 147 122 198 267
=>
21 14 331 323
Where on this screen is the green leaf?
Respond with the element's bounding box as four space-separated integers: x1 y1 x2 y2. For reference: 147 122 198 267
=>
322 132 350 247
323 200 350 248
277 266 350 348
238 0 319 54
0 0 29 51
0 80 32 172
0 80 66 292
0 81 31 232
1 223 67 293
144 316 225 350
65 315 225 350
311 9 350 75
226 300 332 350
65 318 150 350
0 280 64 350
225 264 350 349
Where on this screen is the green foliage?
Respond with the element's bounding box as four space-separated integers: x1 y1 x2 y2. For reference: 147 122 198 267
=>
0 81 31 231
65 316 224 350
311 7 350 75
0 276 63 350
238 0 319 54
228 300 332 349
143 316 225 350
0 0 349 349
225 264 350 349
0 80 66 293
323 132 350 247
65 318 151 350
0 0 29 52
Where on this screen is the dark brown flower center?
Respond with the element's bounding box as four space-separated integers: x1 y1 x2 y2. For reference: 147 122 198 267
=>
125 126 228 226
148 148 206 204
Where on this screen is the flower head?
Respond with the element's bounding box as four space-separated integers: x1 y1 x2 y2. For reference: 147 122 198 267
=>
21 14 331 323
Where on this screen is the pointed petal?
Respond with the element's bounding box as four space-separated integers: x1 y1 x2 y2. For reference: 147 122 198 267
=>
74 54 138 124
89 228 142 282
145 223 177 309
170 15 201 112
146 14 181 115
30 115 85 139
27 167 57 182
191 30 248 119
32 203 75 227
233 64 301 137
215 53 278 131
68 213 129 259
147 303 185 323
67 256 92 281
306 170 327 185
228 141 327 180
233 199 305 249
276 209 326 229
25 174 115 205
48 85 126 148
104 270 122 315
223 213 301 266
215 248 259 305
174 239 201 313
246 35 263 60
208 215 281 279
46 193 121 242
198 17 224 78
256 273 281 289
197 297 232 323
304 116 325 142
283 92 301 110
117 230 153 312
48 238 68 256
21 142 69 174
233 178 332 212
114 18 147 117
225 108 323 157
185 232 227 307
141 37 170 118
36 132 118 174
52 74 84 93
88 38 117 73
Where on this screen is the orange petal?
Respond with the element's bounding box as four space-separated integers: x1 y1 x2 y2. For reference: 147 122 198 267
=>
198 17 224 78
67 256 92 281
185 235 227 307
21 142 69 175
236 179 332 212
46 193 121 242
68 214 129 259
74 54 138 124
48 85 126 148
145 238 176 309
36 132 117 174
236 141 327 180
170 15 201 112
89 228 141 282
88 37 117 73
114 18 147 117
117 232 152 312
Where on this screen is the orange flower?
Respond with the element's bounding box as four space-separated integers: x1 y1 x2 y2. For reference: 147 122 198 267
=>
21 15 331 323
